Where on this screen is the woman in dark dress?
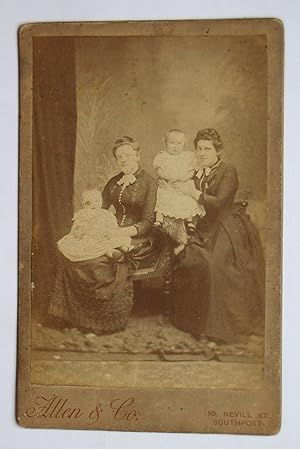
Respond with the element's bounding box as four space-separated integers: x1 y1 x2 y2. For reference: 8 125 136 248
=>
48 136 158 334
172 129 265 343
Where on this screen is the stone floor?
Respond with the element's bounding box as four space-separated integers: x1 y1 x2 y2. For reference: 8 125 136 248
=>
31 303 264 390
32 313 264 362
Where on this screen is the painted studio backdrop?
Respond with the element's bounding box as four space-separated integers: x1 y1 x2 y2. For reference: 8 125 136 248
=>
32 35 267 316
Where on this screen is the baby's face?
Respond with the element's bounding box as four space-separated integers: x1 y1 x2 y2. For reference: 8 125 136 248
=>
165 132 185 155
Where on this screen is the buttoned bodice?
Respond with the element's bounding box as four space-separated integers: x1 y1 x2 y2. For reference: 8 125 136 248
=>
101 169 157 237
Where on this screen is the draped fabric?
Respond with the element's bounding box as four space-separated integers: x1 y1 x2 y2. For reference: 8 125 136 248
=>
32 37 77 319
204 205 265 342
172 233 211 337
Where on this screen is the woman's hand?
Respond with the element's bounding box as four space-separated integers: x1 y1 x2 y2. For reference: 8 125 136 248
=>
117 226 138 238
158 179 169 189
173 181 201 200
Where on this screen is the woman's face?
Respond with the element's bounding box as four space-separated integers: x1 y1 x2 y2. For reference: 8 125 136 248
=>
115 144 140 174
195 139 219 167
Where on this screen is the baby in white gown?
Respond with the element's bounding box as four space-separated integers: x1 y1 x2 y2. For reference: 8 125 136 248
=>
57 190 132 262
153 129 205 254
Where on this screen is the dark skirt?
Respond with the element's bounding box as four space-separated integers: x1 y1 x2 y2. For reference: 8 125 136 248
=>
172 205 265 342
48 233 160 334
172 235 210 338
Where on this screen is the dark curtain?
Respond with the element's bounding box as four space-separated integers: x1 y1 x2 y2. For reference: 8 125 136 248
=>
32 37 77 320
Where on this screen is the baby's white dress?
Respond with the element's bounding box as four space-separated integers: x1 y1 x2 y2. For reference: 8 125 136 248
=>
57 208 131 262
153 151 206 219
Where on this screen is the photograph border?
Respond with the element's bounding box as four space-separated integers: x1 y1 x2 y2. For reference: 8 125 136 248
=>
17 18 283 434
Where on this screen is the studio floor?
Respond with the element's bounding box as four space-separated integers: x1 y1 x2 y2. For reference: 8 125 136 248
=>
31 306 264 390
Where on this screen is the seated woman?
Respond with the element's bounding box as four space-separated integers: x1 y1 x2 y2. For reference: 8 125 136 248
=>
172 128 265 343
48 136 158 334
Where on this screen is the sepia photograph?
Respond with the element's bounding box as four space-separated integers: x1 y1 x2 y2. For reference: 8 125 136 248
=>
17 19 283 433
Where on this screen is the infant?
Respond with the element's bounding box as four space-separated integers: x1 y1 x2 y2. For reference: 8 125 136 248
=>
57 189 133 262
153 129 205 254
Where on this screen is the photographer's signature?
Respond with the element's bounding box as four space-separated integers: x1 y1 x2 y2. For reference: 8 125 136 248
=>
24 395 139 424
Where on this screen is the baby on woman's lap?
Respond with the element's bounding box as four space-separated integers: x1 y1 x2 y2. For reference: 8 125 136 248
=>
57 189 133 262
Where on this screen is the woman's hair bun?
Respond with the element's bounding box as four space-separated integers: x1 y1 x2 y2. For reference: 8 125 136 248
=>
193 128 223 153
112 136 140 156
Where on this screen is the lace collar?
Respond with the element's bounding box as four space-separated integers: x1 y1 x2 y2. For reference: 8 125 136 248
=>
117 168 141 188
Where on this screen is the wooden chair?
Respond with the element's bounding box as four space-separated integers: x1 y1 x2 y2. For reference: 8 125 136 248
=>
130 241 173 296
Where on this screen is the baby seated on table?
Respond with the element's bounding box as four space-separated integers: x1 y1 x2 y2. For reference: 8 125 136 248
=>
57 189 133 262
153 129 206 254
